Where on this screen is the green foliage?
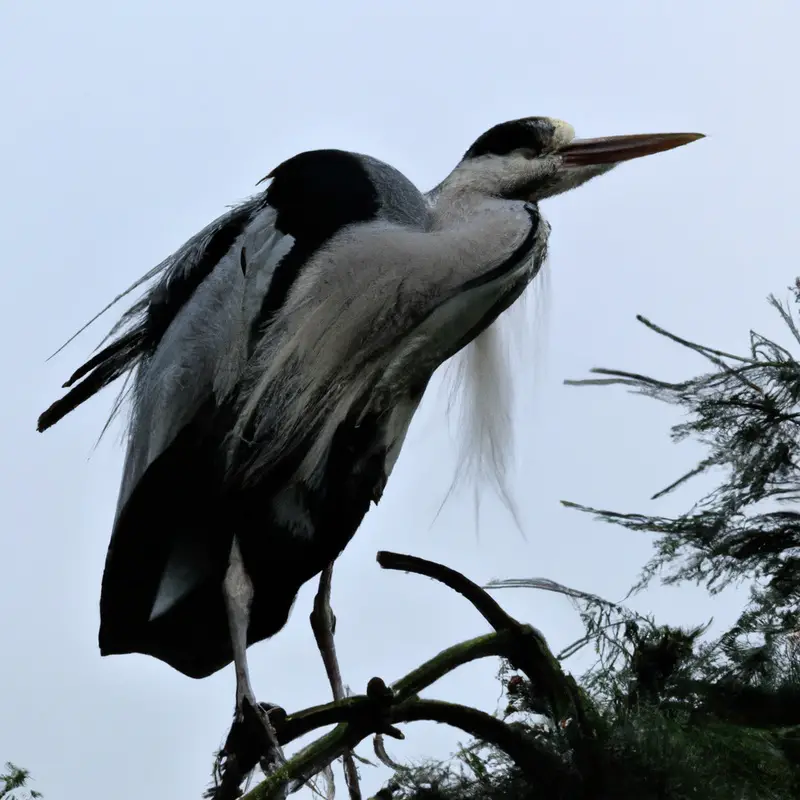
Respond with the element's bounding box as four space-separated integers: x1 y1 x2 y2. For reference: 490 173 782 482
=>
597 705 795 799
386 702 797 800
381 611 800 799
0 764 42 800
376 289 800 799
565 293 800 640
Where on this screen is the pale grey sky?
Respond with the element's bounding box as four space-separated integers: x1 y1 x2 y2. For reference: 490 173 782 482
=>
2 1 799 798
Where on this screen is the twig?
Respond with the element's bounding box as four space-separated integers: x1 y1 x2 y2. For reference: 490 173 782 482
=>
372 735 403 770
635 314 754 365
376 552 517 632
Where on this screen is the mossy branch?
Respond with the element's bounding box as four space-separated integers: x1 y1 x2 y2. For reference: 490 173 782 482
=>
235 552 589 799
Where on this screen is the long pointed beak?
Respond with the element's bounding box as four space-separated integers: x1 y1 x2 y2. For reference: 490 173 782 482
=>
560 132 705 167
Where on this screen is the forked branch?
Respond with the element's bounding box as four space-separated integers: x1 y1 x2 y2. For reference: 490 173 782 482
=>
231 552 587 800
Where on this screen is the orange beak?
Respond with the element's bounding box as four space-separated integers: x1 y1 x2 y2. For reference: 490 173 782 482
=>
559 132 705 166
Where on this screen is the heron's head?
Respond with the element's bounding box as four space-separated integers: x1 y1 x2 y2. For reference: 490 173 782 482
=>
439 116 704 203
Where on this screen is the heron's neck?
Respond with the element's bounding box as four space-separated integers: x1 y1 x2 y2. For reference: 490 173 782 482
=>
428 178 523 233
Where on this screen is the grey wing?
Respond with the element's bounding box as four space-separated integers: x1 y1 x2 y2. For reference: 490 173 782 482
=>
115 204 294 514
89 205 295 662
36 192 272 433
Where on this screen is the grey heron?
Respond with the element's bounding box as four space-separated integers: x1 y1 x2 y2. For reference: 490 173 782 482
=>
37 116 702 746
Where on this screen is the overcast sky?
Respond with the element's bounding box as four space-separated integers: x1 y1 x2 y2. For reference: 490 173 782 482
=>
2 1 799 798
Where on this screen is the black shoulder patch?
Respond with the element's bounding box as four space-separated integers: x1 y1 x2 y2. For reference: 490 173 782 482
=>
250 150 382 344
266 149 381 242
463 117 557 160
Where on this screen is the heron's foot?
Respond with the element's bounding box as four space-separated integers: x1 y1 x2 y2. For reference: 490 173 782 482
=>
236 695 287 769
206 700 288 800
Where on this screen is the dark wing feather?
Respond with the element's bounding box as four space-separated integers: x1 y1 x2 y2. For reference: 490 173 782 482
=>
37 328 149 432
37 195 268 432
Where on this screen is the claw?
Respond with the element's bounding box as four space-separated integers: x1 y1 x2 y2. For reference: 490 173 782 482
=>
207 701 287 800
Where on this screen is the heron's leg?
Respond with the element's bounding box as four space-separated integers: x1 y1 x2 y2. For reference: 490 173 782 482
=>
223 538 285 768
310 563 362 800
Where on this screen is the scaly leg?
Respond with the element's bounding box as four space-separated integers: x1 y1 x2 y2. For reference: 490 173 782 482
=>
310 562 362 800
223 538 285 771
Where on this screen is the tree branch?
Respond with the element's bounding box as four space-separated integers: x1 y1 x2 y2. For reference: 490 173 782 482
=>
234 553 589 800
276 632 513 744
377 552 594 737
243 696 573 800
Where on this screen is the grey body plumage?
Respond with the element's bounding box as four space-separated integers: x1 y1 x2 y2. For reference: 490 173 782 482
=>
38 118 703 716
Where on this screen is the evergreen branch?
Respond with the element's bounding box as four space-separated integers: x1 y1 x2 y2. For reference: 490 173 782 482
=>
634 314 755 365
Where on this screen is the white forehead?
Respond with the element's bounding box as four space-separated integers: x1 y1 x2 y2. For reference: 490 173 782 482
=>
544 119 576 150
